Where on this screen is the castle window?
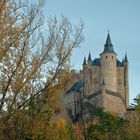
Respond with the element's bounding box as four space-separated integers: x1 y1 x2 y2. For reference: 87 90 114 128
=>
93 78 98 84
117 79 122 85
106 56 108 59
112 56 113 59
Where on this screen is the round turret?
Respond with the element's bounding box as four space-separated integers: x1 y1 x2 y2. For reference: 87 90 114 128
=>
100 33 117 92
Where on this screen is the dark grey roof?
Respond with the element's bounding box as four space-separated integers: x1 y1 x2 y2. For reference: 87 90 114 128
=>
92 58 100 66
117 59 124 67
67 80 83 94
92 58 124 67
83 57 87 65
103 32 115 53
124 53 128 62
88 52 92 61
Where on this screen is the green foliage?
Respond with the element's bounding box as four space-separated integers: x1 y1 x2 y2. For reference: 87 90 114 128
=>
136 95 140 115
86 108 128 140
125 95 140 139
66 121 77 140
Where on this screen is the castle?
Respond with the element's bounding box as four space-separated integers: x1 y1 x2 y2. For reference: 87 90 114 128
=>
64 32 129 122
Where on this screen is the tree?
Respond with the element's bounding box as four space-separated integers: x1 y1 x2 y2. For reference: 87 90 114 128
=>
126 95 140 139
86 108 128 140
135 94 140 114
0 0 83 139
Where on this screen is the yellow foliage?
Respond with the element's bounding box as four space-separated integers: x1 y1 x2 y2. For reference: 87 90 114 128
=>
72 124 85 140
56 117 66 130
0 0 83 139
0 0 6 18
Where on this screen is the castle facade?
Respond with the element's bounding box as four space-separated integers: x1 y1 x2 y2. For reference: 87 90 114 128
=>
64 32 129 122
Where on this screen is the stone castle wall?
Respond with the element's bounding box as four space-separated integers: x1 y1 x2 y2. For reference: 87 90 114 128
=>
117 67 125 100
83 65 100 96
102 91 127 115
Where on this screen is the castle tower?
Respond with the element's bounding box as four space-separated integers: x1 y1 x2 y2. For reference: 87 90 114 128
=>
100 32 117 92
87 52 92 66
83 53 93 96
83 57 87 97
124 53 129 108
83 57 87 69
64 32 129 120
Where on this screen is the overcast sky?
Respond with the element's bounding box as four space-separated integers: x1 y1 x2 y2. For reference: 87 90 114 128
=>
43 0 140 104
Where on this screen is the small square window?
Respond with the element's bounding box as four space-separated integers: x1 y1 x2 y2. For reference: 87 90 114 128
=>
93 78 98 84
117 79 122 85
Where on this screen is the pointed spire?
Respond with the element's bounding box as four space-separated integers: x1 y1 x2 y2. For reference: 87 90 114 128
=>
103 32 115 53
105 31 112 45
88 52 92 61
122 57 125 62
102 77 105 86
124 53 128 62
83 57 87 65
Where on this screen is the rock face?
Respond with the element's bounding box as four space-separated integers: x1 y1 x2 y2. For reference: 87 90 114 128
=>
64 32 129 122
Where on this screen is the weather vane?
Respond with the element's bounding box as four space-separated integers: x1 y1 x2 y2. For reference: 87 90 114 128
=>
107 28 110 33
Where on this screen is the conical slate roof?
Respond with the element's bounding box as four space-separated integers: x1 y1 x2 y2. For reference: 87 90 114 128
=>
88 52 92 61
83 57 87 65
103 32 115 53
124 53 128 62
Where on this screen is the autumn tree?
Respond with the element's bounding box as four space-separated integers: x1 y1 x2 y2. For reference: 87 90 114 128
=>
0 0 83 139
